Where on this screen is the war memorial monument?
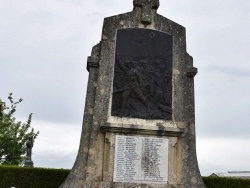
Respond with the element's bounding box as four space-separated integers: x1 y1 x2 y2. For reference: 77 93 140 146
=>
60 0 206 187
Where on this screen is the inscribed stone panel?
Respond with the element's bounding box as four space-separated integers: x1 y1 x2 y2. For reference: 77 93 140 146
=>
114 135 168 183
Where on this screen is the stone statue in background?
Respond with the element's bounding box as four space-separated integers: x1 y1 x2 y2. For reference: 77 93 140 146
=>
24 136 34 167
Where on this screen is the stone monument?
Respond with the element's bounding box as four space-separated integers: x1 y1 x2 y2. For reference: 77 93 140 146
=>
60 0 205 187
24 136 34 167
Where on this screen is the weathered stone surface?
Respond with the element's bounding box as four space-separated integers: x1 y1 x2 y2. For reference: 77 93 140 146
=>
59 0 205 187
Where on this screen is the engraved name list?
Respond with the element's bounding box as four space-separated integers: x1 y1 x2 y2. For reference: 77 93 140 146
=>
114 135 168 183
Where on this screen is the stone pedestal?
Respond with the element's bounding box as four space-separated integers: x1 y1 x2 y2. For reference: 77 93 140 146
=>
60 1 205 187
24 160 34 167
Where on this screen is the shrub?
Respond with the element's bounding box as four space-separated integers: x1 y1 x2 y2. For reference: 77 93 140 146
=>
0 165 70 188
203 176 250 188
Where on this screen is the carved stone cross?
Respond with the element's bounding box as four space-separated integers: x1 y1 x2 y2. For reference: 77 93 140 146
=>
133 0 160 24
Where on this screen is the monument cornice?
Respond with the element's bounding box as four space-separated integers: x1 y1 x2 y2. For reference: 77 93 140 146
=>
100 122 184 137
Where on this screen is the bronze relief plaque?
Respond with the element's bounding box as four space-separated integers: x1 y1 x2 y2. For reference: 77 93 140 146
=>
112 28 173 120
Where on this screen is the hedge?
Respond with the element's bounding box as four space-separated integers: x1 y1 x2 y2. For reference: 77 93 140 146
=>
203 176 250 188
0 165 70 188
1 165 250 188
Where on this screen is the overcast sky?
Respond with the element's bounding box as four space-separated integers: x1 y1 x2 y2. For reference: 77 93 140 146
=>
0 0 249 176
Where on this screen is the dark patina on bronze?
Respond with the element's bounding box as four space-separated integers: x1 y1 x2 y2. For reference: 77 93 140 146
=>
112 28 173 120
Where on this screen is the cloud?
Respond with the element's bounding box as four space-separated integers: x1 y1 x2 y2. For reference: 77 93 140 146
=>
197 137 250 175
32 120 81 169
196 69 250 138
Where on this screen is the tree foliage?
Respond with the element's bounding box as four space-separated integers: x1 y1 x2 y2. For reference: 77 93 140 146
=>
0 93 39 165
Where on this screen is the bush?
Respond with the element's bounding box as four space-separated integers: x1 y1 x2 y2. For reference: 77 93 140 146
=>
0 165 70 188
0 93 39 165
203 176 250 188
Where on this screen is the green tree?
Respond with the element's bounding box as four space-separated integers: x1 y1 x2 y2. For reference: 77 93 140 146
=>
0 93 39 165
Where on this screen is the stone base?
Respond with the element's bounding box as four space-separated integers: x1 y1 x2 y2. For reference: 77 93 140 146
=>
82 181 183 188
24 160 33 167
